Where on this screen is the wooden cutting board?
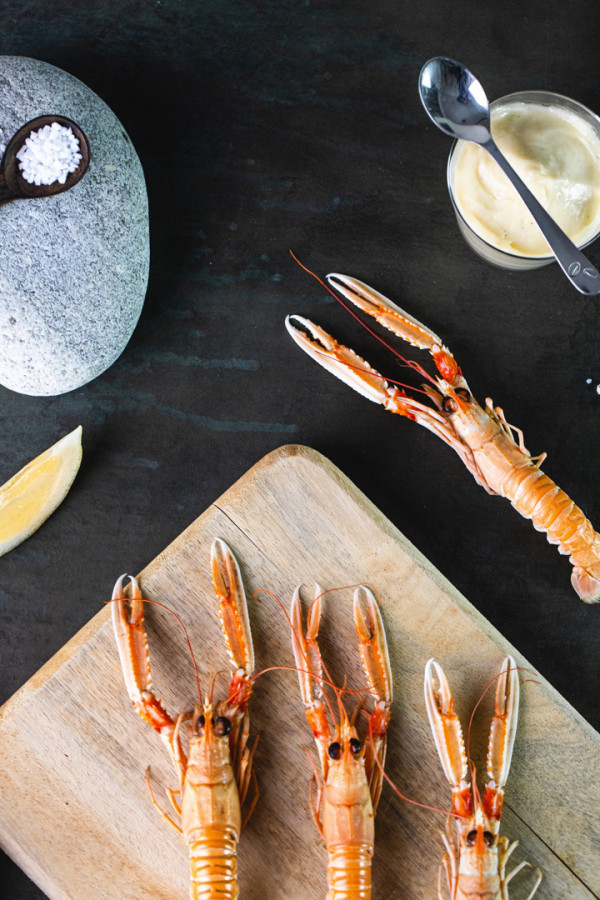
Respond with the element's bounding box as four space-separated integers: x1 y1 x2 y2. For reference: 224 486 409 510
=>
0 445 598 900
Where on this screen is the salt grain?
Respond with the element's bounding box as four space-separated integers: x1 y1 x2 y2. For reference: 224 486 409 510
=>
16 121 82 186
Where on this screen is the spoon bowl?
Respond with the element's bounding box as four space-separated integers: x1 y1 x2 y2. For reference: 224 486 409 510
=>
418 56 600 295
0 115 89 206
419 57 492 143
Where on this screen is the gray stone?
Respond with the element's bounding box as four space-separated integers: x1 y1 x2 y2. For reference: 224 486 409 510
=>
0 56 149 395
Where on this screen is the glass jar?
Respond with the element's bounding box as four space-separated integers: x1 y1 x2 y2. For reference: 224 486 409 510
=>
446 90 600 270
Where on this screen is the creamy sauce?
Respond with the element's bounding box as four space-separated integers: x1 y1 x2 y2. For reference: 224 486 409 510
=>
451 102 600 257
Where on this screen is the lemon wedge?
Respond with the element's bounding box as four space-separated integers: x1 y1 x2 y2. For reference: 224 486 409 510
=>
0 426 82 557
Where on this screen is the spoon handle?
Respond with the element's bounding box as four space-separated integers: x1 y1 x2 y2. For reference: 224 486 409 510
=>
483 139 600 295
0 172 18 207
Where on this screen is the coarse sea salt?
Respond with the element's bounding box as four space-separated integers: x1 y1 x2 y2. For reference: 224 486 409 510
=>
16 121 82 186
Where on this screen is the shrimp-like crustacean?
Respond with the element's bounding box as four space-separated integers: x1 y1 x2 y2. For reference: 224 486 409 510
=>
290 584 393 900
425 656 541 899
111 538 257 900
286 270 600 602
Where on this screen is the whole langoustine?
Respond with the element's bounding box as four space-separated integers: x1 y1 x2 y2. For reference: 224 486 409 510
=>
286 271 600 602
290 584 393 899
425 656 542 899
111 538 257 900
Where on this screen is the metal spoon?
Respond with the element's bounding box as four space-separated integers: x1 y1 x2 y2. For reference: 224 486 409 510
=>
0 115 90 208
418 56 600 295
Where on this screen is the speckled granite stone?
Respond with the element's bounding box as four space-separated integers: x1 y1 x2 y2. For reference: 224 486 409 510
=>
0 56 149 395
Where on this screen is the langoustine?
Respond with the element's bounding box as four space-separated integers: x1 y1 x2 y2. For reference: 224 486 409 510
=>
425 656 541 899
286 272 600 601
111 538 257 900
290 583 393 899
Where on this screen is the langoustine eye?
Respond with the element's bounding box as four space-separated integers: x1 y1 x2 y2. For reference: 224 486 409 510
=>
215 716 232 736
465 829 495 847
442 388 470 413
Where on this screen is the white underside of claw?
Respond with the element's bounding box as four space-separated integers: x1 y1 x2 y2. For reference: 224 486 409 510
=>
326 273 444 351
111 572 153 706
286 314 389 404
424 658 469 789
211 538 255 675
487 656 520 788
353 585 393 704
111 572 129 600
290 583 326 707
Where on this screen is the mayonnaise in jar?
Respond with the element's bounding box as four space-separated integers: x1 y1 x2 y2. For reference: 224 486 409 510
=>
449 93 600 261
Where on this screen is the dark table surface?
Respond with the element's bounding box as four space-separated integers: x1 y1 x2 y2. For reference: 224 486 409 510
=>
2 1 600 897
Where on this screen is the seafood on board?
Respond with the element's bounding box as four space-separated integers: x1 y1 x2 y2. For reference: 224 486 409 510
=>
290 583 393 900
425 656 541 899
111 538 257 900
286 271 600 602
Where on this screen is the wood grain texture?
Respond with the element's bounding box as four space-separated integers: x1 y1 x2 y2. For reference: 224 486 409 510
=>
0 445 598 900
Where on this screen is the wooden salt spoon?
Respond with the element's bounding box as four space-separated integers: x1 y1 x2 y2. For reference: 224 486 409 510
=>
0 114 90 207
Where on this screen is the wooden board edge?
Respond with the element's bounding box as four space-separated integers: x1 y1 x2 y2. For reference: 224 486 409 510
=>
0 606 110 728
0 828 69 900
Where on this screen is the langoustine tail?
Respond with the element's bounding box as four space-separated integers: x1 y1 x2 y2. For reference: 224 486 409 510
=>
327 843 373 900
503 464 600 602
189 828 239 900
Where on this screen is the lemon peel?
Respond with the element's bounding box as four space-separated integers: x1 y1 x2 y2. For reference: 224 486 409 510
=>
0 425 82 557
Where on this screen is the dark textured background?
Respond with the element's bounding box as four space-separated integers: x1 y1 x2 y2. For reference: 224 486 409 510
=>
2 1 600 897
